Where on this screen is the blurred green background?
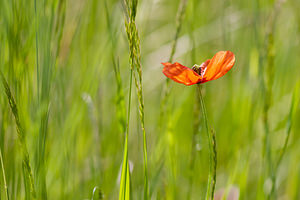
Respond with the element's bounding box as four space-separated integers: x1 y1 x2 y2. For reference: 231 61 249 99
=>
0 0 300 199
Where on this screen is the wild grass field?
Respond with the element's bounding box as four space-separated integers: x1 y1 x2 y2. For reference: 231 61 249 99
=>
0 0 300 199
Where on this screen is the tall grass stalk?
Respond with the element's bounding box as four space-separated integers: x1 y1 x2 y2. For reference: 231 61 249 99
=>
123 0 149 199
210 129 217 199
0 147 9 200
0 71 36 199
260 1 284 199
197 85 217 200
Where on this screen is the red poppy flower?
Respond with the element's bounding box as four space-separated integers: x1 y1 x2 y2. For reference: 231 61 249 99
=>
162 51 235 86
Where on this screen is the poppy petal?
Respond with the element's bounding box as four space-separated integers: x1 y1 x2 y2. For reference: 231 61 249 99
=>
162 62 201 86
201 51 235 83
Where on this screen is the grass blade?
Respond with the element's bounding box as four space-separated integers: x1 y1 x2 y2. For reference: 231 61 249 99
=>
0 71 36 199
119 69 133 200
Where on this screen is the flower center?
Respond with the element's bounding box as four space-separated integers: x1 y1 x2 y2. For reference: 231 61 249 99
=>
192 64 201 75
192 63 207 77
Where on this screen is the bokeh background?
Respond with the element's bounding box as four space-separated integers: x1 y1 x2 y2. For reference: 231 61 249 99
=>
0 0 300 199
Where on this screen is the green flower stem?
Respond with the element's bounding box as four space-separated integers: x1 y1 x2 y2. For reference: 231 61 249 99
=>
197 85 217 200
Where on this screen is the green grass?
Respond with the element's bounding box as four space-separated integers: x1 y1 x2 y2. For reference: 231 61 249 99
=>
0 114 9 200
1 71 36 199
1 0 300 199
122 0 149 199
